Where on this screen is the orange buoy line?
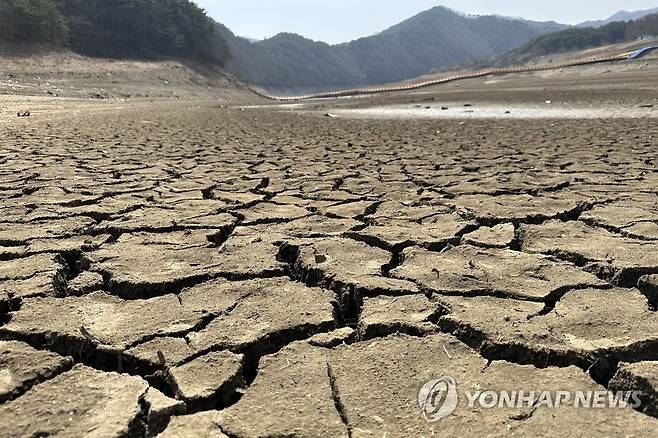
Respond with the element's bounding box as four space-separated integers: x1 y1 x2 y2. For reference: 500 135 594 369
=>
249 52 632 101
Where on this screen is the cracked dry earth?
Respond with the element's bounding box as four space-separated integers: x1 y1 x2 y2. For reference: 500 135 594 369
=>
0 100 657 437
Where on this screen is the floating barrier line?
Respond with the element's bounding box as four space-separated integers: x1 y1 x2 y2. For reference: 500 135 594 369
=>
249 52 637 101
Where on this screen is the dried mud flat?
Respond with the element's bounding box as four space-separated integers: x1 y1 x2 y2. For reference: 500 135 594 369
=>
1 69 658 437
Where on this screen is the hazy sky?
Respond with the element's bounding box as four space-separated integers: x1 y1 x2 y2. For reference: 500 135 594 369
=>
195 1 658 44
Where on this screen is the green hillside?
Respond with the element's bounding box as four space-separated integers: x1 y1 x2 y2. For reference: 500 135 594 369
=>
0 0 228 63
513 13 658 59
220 7 566 90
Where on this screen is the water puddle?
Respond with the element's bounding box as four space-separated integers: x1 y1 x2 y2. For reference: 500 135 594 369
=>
330 103 656 119
241 103 308 109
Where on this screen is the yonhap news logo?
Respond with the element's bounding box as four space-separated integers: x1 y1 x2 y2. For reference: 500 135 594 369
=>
418 376 642 423
418 377 459 422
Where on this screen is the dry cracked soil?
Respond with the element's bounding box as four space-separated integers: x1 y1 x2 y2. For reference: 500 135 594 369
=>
1 71 658 437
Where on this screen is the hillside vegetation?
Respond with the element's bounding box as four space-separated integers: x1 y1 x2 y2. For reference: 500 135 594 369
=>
0 0 228 63
579 7 658 28
0 0 68 44
514 13 658 59
4 3 654 93
220 7 565 90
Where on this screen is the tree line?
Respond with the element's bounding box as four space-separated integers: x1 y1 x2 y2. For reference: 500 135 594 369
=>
515 13 658 58
0 0 228 64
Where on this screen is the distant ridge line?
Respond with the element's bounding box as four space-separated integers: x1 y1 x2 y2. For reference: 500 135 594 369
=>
249 51 636 101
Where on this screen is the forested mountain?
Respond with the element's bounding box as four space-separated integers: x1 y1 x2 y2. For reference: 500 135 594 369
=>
0 0 68 45
579 7 658 28
0 0 228 63
337 8 566 85
218 25 368 89
5 2 653 92
220 6 566 91
513 13 658 59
